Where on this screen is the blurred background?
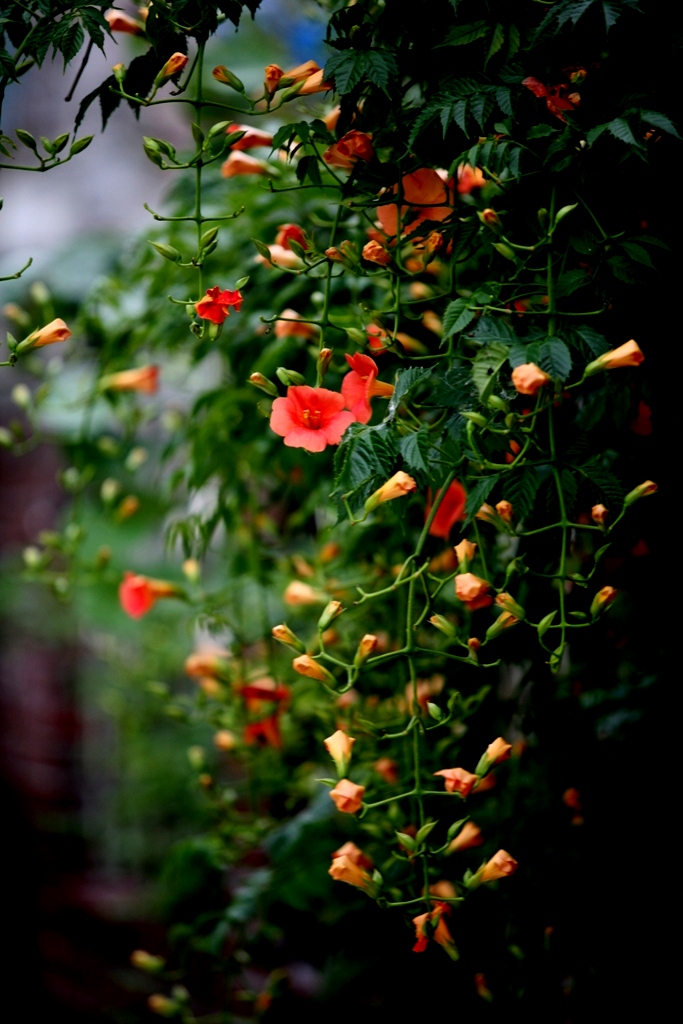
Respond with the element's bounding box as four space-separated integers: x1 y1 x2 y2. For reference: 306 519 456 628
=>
0 4 330 1020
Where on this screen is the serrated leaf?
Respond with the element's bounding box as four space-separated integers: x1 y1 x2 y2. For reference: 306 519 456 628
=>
398 429 432 475
471 341 509 399
539 338 572 380
385 368 432 421
503 467 541 522
527 124 559 139
464 475 500 524
574 326 610 357
473 316 516 345
582 463 624 506
640 110 680 138
438 21 489 46
555 269 590 297
508 340 540 368
620 242 654 268
443 299 476 338
560 468 578 514
586 123 608 147
471 93 494 130
485 23 505 67
602 0 622 30
607 118 638 146
451 98 469 135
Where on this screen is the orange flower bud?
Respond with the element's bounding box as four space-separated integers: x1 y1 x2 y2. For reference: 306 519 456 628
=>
116 495 140 521
585 339 644 375
474 974 493 1001
298 69 333 95
590 585 617 618
447 821 483 854
184 648 231 679
283 580 326 605
485 610 519 640
271 623 305 653
364 471 417 512
329 778 365 814
281 59 321 85
495 592 525 619
214 729 237 751
475 737 512 775
105 10 145 35
433 767 479 797
155 52 188 85
373 757 399 785
591 503 608 525
147 994 177 1017
362 240 392 266
130 949 165 972
354 633 378 667
221 152 269 177
248 372 279 396
264 63 284 95
318 347 333 377
212 66 245 91
17 317 71 352
318 599 344 630
455 573 490 609
476 849 519 884
100 365 159 393
198 677 225 699
292 654 336 684
256 244 304 270
495 500 513 523
328 853 374 891
479 208 501 228
475 503 497 524
332 841 373 869
511 362 551 395
456 163 486 194
624 480 657 506
324 106 341 131
454 538 477 569
324 729 355 774
412 904 458 958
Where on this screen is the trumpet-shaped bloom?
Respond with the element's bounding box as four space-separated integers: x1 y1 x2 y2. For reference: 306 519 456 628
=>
17 318 72 352
322 130 374 170
454 538 477 568
511 362 551 395
447 821 484 854
264 63 284 94
194 287 243 323
332 842 373 868
226 122 274 150
324 729 355 773
221 151 269 177
362 240 392 266
119 572 178 618
100 366 159 393
270 385 355 452
377 168 453 239
433 767 479 798
412 904 458 958
329 778 365 814
478 849 519 883
341 353 394 423
299 69 332 95
328 853 374 890
275 223 309 250
426 480 467 540
456 163 486 194
274 309 318 340
456 572 492 611
105 10 145 34
585 339 644 375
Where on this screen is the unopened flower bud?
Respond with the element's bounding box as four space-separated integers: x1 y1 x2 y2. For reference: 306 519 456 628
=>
485 610 519 639
212 66 245 92
272 623 306 653
16 318 71 353
318 599 344 631
475 737 512 776
214 729 236 751
591 503 608 525
324 729 355 775
187 745 205 770
292 654 335 684
147 994 177 1017
182 558 200 582
479 208 501 230
354 633 378 667
623 480 657 506
276 366 306 387
463 411 488 428
248 372 279 396
154 52 188 86
112 62 127 83
585 340 644 376
495 500 513 523
329 778 365 814
429 614 456 638
130 950 165 973
590 585 617 618
495 592 525 619
470 849 518 887
364 471 417 513
317 347 333 377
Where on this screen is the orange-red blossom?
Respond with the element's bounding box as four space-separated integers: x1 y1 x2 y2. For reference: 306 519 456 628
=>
329 779 365 814
271 386 355 453
447 821 484 854
324 729 355 774
591 503 608 525
456 572 492 611
364 471 417 513
328 854 375 892
155 53 188 83
456 163 486 194
412 903 458 958
342 352 394 424
105 10 145 35
221 152 269 177
362 240 392 266
119 572 180 618
322 130 374 170
332 842 373 868
194 287 242 324
474 849 519 884
377 168 453 240
426 480 467 540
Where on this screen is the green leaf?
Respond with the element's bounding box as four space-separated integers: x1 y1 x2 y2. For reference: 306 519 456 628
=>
527 124 559 139
485 23 505 67
582 463 624 506
464 475 500 524
442 299 476 338
398 429 432 475
586 123 608 147
503 467 541 522
574 326 610 357
438 21 489 47
539 338 572 380
385 368 432 421
251 238 271 260
432 366 476 409
606 118 638 146
15 129 38 151
620 242 654 268
640 110 680 138
555 269 590 297
473 316 516 345
471 341 509 400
